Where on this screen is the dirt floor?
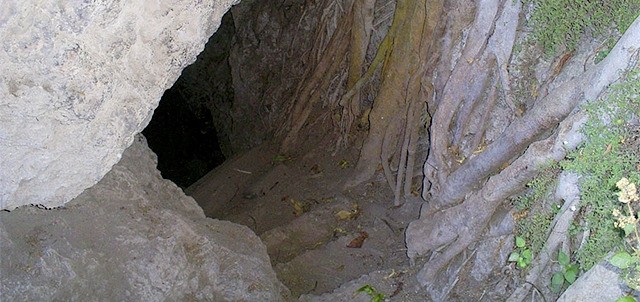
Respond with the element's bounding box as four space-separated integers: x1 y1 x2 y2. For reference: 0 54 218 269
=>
185 132 512 301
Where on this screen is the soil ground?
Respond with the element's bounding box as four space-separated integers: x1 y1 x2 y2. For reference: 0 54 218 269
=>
185 129 438 300
185 132 512 301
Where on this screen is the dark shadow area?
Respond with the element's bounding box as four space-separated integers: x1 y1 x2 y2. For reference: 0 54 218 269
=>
143 12 236 189
142 88 226 188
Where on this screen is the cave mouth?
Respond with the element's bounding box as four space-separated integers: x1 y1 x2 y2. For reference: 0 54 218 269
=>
142 87 226 189
142 12 236 189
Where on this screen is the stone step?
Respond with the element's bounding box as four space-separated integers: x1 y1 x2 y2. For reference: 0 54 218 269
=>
260 195 355 264
185 144 277 217
218 161 350 235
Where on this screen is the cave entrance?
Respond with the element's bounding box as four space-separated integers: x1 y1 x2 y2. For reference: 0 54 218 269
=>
142 87 226 188
142 13 236 189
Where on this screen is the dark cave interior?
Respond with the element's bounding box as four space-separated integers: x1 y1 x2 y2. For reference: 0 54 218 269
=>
142 12 235 189
142 87 226 188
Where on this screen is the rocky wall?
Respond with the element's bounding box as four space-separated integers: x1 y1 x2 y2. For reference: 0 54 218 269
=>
0 0 238 210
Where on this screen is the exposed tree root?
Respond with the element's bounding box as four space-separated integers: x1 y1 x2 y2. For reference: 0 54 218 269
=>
274 0 640 294
337 0 375 147
280 3 353 152
409 14 640 288
409 111 588 286
507 172 582 302
424 0 512 203
345 0 444 197
432 14 640 209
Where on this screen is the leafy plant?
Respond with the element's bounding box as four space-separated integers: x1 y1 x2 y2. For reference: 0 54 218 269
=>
509 236 533 269
550 250 579 293
356 284 385 302
561 68 640 270
609 178 640 290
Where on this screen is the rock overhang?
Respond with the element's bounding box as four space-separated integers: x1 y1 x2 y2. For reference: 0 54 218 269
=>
0 0 239 210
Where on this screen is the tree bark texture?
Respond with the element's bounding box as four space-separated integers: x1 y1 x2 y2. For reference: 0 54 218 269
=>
409 10 640 290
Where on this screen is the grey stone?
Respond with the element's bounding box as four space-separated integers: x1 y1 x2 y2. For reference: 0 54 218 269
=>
0 136 289 301
0 0 238 210
557 261 624 302
299 268 431 302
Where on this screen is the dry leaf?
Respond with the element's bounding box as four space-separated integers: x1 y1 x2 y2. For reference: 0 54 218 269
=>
336 210 355 220
335 204 360 220
338 160 351 169
347 231 369 248
290 199 305 216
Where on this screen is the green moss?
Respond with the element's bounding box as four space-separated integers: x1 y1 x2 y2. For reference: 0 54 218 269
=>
515 165 559 210
525 0 640 55
514 69 639 271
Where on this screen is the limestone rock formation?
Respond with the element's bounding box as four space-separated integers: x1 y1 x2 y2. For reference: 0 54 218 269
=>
0 136 289 301
0 0 237 210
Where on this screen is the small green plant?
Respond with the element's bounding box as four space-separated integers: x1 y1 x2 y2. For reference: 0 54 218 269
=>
509 236 533 269
550 250 579 293
609 178 640 290
616 296 637 302
356 284 385 302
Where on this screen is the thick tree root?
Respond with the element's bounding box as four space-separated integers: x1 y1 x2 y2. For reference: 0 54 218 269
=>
408 112 588 286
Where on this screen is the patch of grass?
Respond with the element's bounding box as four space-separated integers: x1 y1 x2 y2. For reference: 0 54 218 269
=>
561 68 640 269
514 165 559 211
525 0 640 55
513 165 559 256
517 212 554 256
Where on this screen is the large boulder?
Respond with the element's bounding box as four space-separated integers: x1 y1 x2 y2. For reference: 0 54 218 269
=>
0 0 237 210
0 136 290 301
